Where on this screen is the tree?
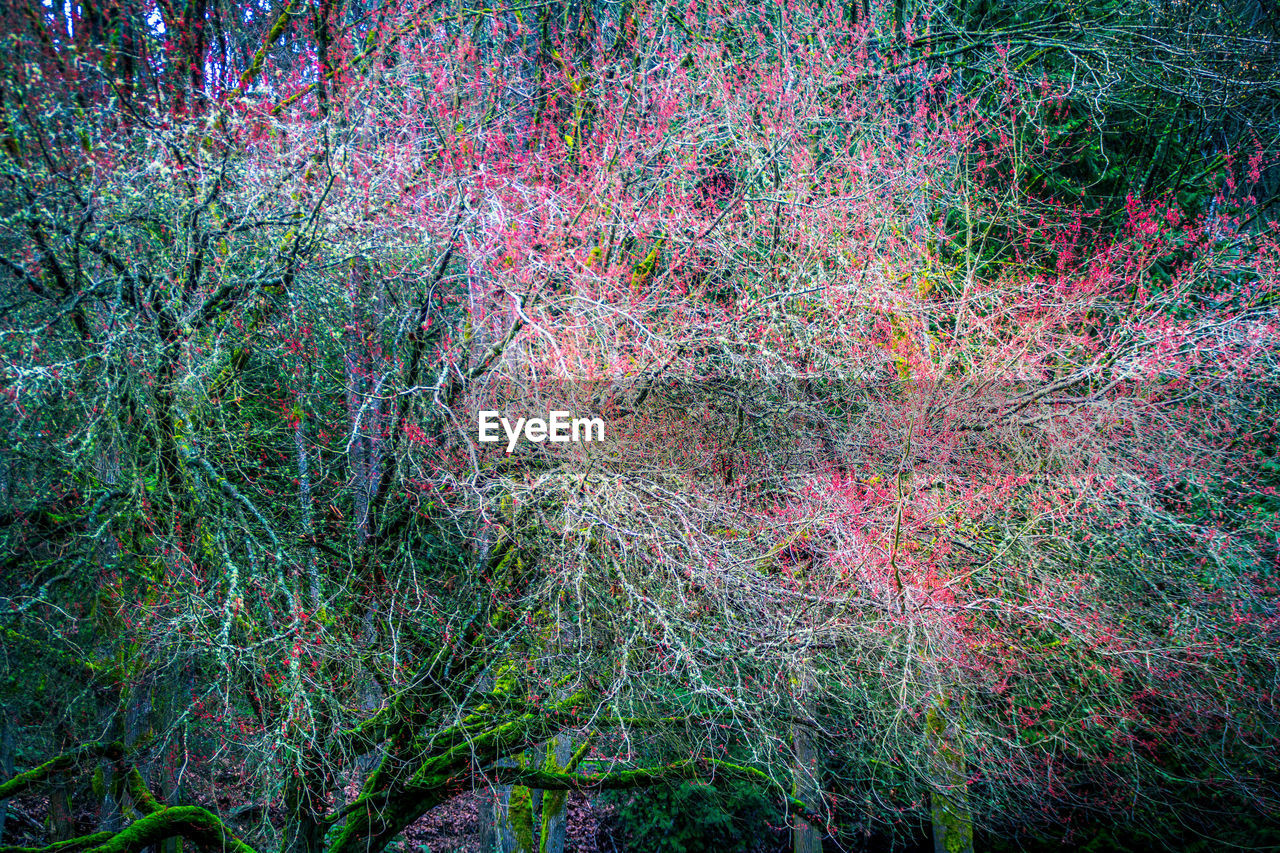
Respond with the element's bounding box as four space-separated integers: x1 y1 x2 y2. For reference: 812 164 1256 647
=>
1 1 1279 853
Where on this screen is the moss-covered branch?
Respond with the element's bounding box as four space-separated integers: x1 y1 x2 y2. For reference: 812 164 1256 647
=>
493 760 696 790
493 758 828 828
234 0 304 96
81 807 259 853
0 780 256 853
0 751 258 853
121 767 162 816
0 628 112 681
0 832 115 853
0 742 122 800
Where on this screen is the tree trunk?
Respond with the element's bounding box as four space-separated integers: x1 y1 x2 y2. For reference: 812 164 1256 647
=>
49 724 76 841
123 674 156 853
487 756 520 853
0 711 13 842
282 790 324 853
927 700 973 853
792 721 822 853
489 736 574 853
500 783 534 853
476 785 500 853
537 736 573 853
93 437 124 835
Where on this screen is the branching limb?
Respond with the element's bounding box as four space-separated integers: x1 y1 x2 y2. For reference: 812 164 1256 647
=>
0 742 123 801
85 807 257 853
0 832 116 853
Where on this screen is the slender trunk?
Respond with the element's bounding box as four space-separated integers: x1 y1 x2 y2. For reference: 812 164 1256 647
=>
123 673 156 853
0 444 10 842
476 545 518 853
93 434 123 834
345 260 373 547
502 783 534 853
286 396 327 853
927 700 973 853
476 785 502 853
156 668 192 853
793 645 821 850
491 780 520 853
792 668 822 853
49 724 76 841
537 736 573 853
98 762 122 833
0 711 14 842
282 778 324 853
791 721 822 853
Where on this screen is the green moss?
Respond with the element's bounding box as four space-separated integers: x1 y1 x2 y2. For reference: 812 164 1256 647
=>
507 786 535 853
536 740 571 853
79 806 258 853
125 767 162 815
0 831 116 853
0 742 122 800
630 240 664 292
536 789 566 853
933 792 974 853
927 702 973 853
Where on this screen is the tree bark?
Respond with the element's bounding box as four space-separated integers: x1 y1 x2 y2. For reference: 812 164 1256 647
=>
475 785 501 853
537 737 573 853
792 721 822 853
282 774 325 853
49 725 76 842
0 711 13 843
927 700 973 853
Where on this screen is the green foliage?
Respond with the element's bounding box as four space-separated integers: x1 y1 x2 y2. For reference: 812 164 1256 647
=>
981 804 1280 853
601 779 785 853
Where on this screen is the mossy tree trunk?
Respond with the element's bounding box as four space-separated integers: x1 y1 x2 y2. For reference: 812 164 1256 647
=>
488 737 575 853
502 782 535 853
927 698 973 853
536 736 573 853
